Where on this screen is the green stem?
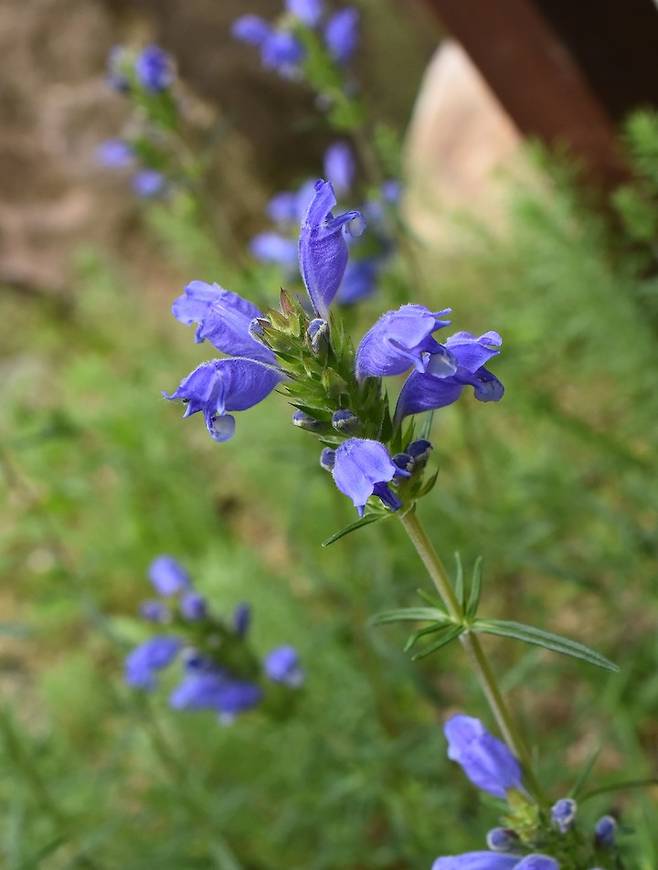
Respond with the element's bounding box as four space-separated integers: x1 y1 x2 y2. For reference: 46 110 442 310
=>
398 509 546 804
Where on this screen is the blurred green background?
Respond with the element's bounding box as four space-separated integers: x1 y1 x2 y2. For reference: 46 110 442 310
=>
1 1 658 868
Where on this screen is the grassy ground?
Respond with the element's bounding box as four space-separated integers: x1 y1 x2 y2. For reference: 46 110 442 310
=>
1 152 657 868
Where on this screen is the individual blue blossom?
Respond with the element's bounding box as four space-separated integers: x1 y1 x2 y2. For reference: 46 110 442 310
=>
261 30 305 77
233 603 251 637
433 857 558 870
96 139 133 168
139 600 169 622
180 592 207 621
324 7 359 64
231 14 272 46
594 815 617 848
132 169 167 198
124 636 180 689
149 555 190 596
170 668 262 719
319 447 335 471
171 281 275 364
324 142 356 196
286 0 324 27
298 179 364 317
250 232 298 272
355 304 452 380
486 828 520 852
267 191 302 224
264 646 304 687
135 44 173 92
164 358 283 442
307 318 329 354
551 797 577 833
381 179 401 203
331 438 400 516
292 409 323 431
444 714 523 799
336 258 380 305
395 330 504 422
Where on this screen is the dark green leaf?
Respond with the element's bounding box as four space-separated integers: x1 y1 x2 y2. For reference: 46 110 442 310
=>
412 625 464 660
466 556 484 619
473 619 619 672
453 552 464 608
370 607 450 626
322 513 385 547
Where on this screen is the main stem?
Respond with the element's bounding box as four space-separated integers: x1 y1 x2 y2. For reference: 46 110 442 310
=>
399 509 545 803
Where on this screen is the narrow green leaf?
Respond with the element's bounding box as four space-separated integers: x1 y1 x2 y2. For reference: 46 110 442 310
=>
322 513 384 547
371 607 450 626
412 625 464 660
570 747 601 798
473 619 619 672
416 587 444 608
580 778 658 802
466 556 483 619
453 552 464 608
403 623 446 653
416 470 439 497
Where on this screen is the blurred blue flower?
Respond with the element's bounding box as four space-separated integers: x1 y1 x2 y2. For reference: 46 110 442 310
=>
265 646 304 687
125 636 180 689
299 179 364 317
164 358 283 442
139 600 169 622
149 555 190 596
172 281 275 363
267 191 302 224
170 669 262 720
335 258 379 305
444 714 523 799
486 828 519 852
355 304 452 379
132 169 166 198
180 592 207 621
250 232 298 271
395 331 504 421
331 438 400 515
551 798 577 833
324 142 356 196
135 45 173 92
233 603 252 637
286 0 324 26
432 856 558 870
594 815 617 848
96 139 133 168
261 30 305 76
231 14 272 46
324 7 359 64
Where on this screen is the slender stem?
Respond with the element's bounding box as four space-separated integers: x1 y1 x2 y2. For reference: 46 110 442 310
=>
398 509 546 803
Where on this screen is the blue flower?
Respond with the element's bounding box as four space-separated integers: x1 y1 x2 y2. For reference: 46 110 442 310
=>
180 592 207 621
432 856 558 870
395 331 504 421
135 45 173 92
96 139 133 168
232 14 272 46
132 169 166 198
250 232 299 271
261 30 305 77
444 714 523 799
172 281 275 364
299 180 364 317
170 669 262 720
267 191 301 225
324 142 355 196
486 828 519 852
331 438 400 516
285 0 324 27
164 358 283 442
139 600 169 622
355 304 452 379
125 636 180 689
149 555 190 596
551 798 577 833
336 258 380 305
264 646 304 687
324 7 359 64
594 815 617 848
233 603 251 637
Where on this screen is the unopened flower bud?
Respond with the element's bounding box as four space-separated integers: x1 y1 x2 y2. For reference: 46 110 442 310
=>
331 409 359 434
594 815 617 848
320 448 336 471
406 439 433 463
307 318 329 355
552 797 577 833
248 317 268 343
233 603 251 638
139 600 169 622
180 592 207 621
392 452 414 476
486 827 519 852
292 410 324 432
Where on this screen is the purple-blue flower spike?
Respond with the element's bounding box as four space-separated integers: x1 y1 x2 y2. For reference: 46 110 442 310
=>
298 180 364 318
265 646 304 687
286 0 324 27
231 15 272 46
125 636 180 689
172 281 275 364
164 358 283 442
324 142 356 196
331 438 399 516
149 555 190 596
355 304 452 380
135 45 173 92
324 7 359 64
444 714 523 799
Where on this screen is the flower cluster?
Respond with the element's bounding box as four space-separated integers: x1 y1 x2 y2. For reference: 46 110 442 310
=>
433 715 620 870
251 141 400 306
124 556 303 724
232 0 359 80
97 45 178 198
165 178 503 518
